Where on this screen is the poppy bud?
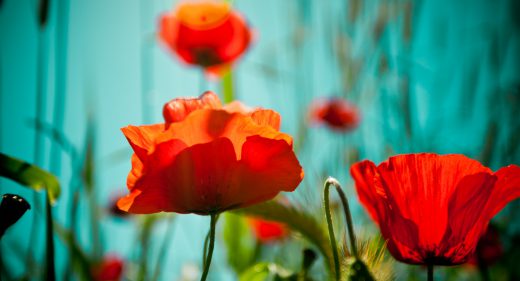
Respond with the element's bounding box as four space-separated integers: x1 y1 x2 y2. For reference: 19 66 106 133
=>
302 248 317 271
0 193 31 238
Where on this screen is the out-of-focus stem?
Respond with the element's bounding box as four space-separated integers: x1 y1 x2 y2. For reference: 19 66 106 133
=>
427 264 433 281
221 70 235 103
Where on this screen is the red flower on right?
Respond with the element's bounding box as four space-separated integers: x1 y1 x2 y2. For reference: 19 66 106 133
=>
309 98 360 132
350 153 520 265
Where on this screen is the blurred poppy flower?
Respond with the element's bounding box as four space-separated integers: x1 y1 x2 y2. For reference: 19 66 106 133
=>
469 224 503 266
309 98 360 132
91 256 124 281
117 91 303 215
248 217 288 243
159 0 252 75
0 194 30 238
350 153 520 265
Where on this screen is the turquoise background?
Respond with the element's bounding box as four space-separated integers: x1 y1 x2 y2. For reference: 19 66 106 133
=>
1 0 519 280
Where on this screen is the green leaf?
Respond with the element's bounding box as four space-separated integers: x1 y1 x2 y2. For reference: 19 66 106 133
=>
223 213 256 274
233 201 333 275
0 153 60 203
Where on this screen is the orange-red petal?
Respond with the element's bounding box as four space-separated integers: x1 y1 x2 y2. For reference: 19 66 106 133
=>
225 136 303 209
121 124 165 160
156 109 292 157
163 91 222 124
164 137 239 214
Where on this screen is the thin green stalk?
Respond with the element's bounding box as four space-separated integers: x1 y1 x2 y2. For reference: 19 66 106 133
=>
335 185 358 258
151 216 176 281
200 213 217 281
427 264 433 281
45 192 56 281
323 179 341 281
202 229 210 269
323 177 361 281
221 70 235 103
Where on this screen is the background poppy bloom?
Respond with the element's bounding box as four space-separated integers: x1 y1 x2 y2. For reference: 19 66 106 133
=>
117 91 303 215
248 217 288 243
469 224 504 266
159 0 252 74
350 153 520 265
309 98 360 132
91 256 124 281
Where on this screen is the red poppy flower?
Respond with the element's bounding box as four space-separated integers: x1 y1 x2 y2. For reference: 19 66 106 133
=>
159 0 252 74
248 217 288 243
350 153 520 265
309 98 360 132
117 91 303 215
91 256 124 281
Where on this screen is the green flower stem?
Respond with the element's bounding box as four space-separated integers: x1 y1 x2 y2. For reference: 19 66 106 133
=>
335 183 358 258
221 70 235 103
201 213 218 281
427 264 434 281
323 179 341 281
323 177 360 281
45 192 56 281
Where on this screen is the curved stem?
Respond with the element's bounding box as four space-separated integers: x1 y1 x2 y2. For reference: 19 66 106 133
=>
427 264 434 281
323 179 341 281
323 177 361 281
335 185 358 258
200 213 217 281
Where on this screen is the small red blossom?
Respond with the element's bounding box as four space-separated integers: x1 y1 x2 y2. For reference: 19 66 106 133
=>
248 217 288 243
117 91 303 215
309 98 360 132
91 256 124 281
350 153 520 265
469 224 504 266
159 0 252 74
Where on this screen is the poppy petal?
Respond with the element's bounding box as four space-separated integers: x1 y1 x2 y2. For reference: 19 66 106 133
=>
156 109 292 157
165 137 238 214
121 124 164 160
127 154 143 190
162 91 222 124
350 159 421 264
250 109 281 130
118 139 188 214
487 165 520 218
376 154 490 248
227 136 303 208
441 172 497 263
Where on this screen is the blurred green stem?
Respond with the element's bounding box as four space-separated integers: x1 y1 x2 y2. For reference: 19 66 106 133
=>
45 192 56 281
200 213 217 281
137 216 157 281
427 264 433 281
221 70 235 103
151 216 176 281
